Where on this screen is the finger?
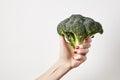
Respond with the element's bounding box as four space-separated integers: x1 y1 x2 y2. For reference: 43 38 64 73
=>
74 47 89 55
77 49 89 56
79 43 91 49
75 39 91 49
73 54 81 60
84 38 92 43
73 55 87 62
80 56 87 63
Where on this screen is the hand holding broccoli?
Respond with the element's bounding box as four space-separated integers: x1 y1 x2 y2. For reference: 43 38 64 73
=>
36 15 103 80
57 14 103 49
58 36 91 68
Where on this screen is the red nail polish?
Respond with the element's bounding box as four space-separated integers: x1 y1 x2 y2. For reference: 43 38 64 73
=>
76 46 80 49
85 38 88 42
74 51 77 54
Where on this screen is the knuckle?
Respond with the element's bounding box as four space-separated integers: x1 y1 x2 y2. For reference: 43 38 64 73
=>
85 49 89 53
88 44 91 48
81 56 87 62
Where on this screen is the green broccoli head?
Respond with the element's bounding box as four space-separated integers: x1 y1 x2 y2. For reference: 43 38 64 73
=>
57 14 103 49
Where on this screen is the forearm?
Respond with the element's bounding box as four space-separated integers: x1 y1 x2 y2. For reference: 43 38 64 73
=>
36 60 71 80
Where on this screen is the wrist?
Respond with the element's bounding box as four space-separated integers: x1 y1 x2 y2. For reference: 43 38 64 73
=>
36 60 72 80
56 59 72 71
51 60 71 80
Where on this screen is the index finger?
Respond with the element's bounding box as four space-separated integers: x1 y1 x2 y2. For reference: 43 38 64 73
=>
84 38 92 43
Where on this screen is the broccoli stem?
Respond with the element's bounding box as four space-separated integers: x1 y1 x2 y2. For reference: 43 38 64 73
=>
62 32 85 49
73 33 86 49
69 37 75 49
75 36 80 46
72 33 81 49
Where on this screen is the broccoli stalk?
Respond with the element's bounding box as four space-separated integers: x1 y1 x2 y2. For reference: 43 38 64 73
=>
72 33 82 48
57 14 103 49
63 32 85 49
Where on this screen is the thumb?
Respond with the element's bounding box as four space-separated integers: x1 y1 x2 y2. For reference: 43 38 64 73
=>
59 36 73 51
59 36 67 45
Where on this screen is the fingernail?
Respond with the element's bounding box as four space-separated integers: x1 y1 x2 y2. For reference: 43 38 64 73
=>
74 51 77 54
76 46 80 49
85 38 88 42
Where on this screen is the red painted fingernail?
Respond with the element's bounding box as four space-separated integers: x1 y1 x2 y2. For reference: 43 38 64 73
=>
85 38 88 42
74 51 77 54
76 46 80 49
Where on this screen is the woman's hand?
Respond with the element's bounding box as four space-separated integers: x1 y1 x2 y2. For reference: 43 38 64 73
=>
36 36 92 80
58 36 92 69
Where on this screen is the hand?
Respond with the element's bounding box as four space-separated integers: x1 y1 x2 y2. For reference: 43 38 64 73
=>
36 36 92 80
58 36 91 69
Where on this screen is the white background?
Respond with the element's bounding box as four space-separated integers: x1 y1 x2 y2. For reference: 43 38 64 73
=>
0 0 120 80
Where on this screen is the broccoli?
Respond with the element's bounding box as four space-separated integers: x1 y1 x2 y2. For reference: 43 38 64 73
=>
57 14 103 49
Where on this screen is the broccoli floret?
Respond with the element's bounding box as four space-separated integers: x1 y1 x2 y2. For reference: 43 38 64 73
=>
57 14 104 49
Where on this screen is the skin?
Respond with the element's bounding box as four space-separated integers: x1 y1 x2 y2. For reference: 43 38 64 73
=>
36 36 91 80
